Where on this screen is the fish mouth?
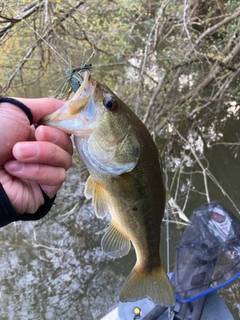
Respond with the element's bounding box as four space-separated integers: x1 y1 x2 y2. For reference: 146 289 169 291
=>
40 71 97 135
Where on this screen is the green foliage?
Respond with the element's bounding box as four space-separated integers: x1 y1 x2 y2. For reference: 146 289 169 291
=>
0 0 240 123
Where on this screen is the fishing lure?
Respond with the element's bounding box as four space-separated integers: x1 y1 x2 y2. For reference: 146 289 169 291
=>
65 64 93 92
53 63 93 99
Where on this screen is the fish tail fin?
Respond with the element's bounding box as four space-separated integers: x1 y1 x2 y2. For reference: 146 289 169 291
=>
120 265 175 307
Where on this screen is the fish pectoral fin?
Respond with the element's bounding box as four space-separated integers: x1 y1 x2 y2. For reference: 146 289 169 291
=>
101 222 131 259
120 265 175 307
84 176 109 219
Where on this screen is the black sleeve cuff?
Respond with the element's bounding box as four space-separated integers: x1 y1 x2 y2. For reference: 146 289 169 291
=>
0 183 56 227
0 96 33 125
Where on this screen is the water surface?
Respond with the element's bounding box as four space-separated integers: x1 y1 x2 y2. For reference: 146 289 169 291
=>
0 108 239 320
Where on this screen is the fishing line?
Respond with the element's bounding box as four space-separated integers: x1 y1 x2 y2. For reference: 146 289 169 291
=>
2 0 69 65
166 206 172 320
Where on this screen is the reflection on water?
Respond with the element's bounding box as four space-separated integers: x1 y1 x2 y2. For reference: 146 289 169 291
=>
0 117 240 319
0 163 131 319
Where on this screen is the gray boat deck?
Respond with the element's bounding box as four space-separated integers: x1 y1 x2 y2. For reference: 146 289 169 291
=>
101 291 234 320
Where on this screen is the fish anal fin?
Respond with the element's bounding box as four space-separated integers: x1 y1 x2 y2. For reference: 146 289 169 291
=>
120 265 175 307
84 176 109 219
101 222 131 259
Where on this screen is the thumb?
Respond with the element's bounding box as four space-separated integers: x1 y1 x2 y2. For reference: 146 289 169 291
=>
14 97 64 123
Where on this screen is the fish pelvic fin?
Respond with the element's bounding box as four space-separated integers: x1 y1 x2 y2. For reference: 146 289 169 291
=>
120 265 175 307
84 176 109 219
101 222 131 259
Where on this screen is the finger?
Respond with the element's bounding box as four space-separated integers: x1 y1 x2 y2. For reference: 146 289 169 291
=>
1 177 45 214
14 97 64 123
4 161 67 188
12 141 72 170
0 104 34 165
40 183 63 199
35 125 73 155
29 125 36 141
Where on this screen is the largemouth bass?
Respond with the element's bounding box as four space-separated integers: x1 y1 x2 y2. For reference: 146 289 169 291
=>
41 71 175 306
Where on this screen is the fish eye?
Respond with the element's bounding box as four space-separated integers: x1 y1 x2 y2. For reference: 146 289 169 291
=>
103 96 118 111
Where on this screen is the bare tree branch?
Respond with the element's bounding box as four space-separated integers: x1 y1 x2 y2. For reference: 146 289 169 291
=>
195 6 240 45
0 0 44 40
1 0 85 93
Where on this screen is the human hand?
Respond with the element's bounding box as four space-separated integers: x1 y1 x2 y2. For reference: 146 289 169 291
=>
1 98 73 214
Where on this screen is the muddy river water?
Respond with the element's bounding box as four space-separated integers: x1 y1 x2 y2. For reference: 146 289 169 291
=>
0 103 239 319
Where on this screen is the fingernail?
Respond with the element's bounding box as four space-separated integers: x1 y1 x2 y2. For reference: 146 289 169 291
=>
14 143 38 159
5 162 24 172
37 126 57 142
36 125 46 140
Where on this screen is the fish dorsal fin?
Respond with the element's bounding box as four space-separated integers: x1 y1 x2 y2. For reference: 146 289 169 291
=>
101 222 131 259
84 176 109 219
